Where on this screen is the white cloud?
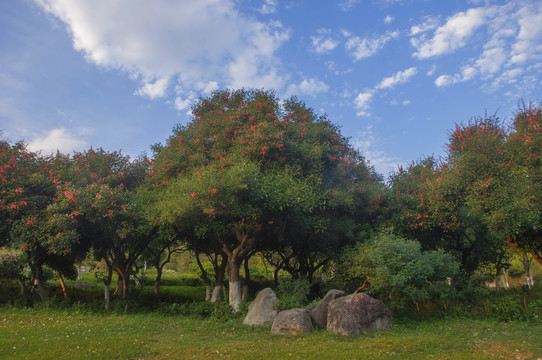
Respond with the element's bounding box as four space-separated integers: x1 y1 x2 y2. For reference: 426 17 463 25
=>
195 81 219 94
434 75 453 87
27 128 88 155
352 125 400 176
311 29 339 54
174 97 192 111
475 46 508 75
434 65 478 87
34 0 290 103
422 1 542 92
134 77 169 99
490 68 524 90
411 8 487 59
402 100 411 105
384 15 395 25
354 90 375 117
258 0 277 14
410 16 439 36
355 67 417 116
326 61 352 76
426 64 437 76
339 0 360 12
510 1 542 64
287 78 329 97
312 37 338 54
376 67 418 89
345 31 400 61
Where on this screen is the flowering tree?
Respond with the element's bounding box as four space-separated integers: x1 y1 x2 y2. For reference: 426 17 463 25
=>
499 103 542 263
0 139 81 299
387 156 443 249
52 148 149 306
388 117 510 289
427 117 507 276
151 89 381 309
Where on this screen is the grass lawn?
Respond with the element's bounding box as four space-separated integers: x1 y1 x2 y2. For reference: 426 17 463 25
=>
1 306 541 360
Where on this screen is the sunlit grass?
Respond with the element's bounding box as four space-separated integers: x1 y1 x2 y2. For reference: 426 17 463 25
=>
1 306 541 360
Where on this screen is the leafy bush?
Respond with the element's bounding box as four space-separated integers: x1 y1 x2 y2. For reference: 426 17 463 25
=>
336 232 459 310
450 285 542 322
275 277 310 310
157 301 240 320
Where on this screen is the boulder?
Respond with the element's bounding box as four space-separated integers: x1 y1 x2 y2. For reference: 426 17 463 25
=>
271 308 314 335
243 288 278 326
310 289 345 329
327 293 392 336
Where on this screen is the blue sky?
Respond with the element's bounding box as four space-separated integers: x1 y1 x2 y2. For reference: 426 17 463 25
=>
1 0 541 177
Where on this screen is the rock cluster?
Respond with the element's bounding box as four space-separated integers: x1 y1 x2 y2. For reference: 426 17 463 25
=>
243 288 393 337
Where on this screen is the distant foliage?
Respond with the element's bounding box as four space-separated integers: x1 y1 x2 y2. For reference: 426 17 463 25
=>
336 232 459 310
275 277 310 310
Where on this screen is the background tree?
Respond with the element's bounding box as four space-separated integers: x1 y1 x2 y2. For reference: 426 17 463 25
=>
52 149 149 306
0 139 81 299
140 223 185 296
497 103 542 262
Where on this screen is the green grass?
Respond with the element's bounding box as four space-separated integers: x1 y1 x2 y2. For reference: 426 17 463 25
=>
1 306 541 360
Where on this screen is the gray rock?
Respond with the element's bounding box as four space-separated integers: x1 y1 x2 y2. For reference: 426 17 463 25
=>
310 289 345 329
327 293 392 336
243 288 278 326
271 308 314 335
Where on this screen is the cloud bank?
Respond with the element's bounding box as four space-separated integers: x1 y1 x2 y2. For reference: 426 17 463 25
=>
35 0 291 102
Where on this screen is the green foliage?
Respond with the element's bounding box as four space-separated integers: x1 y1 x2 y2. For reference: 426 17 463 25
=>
446 285 542 323
336 232 459 310
158 301 240 320
275 277 310 310
148 88 383 309
0 253 25 282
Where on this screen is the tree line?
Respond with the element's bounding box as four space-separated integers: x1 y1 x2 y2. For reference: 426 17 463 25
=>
1 89 540 310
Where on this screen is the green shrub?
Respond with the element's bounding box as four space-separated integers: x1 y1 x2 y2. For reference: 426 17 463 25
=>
335 232 459 311
157 301 239 320
275 277 310 310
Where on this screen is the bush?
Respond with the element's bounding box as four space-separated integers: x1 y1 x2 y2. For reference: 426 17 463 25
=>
157 301 240 320
275 277 310 310
335 232 459 311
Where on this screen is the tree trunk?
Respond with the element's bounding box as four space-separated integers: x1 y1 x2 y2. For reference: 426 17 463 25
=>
115 268 130 299
495 268 500 292
274 267 280 288
19 279 33 307
104 282 111 309
154 267 162 296
195 253 212 302
57 270 67 298
448 277 455 300
103 258 113 309
32 266 48 300
78 262 83 280
522 252 534 288
121 273 128 299
228 256 242 311
501 269 509 289
132 273 142 288
242 257 250 302
211 259 226 303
